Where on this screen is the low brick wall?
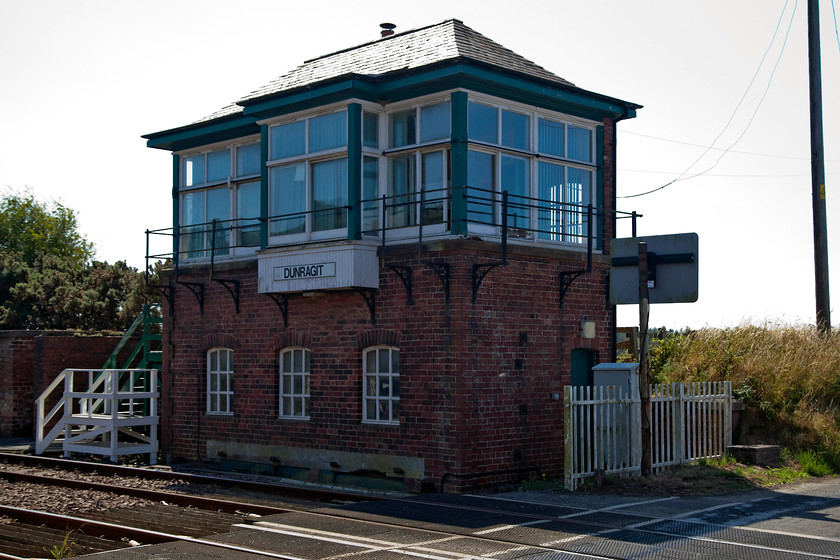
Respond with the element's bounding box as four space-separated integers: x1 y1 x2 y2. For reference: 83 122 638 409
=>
0 331 128 437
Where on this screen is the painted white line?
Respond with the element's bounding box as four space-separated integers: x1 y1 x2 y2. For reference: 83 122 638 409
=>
238 522 485 560
558 496 678 518
473 519 551 535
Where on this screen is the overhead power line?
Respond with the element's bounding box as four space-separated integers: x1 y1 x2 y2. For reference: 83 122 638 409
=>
620 0 799 199
620 130 840 162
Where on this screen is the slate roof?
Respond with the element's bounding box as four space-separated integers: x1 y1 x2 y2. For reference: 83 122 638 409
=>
194 19 574 123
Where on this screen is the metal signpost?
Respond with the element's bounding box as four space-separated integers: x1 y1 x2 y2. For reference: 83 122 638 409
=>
610 233 699 475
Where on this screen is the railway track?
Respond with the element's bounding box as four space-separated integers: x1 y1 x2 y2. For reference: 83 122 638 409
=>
0 452 375 558
1 453 837 559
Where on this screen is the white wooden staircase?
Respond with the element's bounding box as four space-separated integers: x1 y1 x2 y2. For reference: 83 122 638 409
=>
35 369 159 463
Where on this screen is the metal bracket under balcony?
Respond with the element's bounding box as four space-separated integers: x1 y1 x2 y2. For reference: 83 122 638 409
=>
356 289 376 325
425 260 451 303
388 265 414 305
265 293 289 328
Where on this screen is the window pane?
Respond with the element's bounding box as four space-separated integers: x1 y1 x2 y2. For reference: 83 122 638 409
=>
467 150 494 224
420 101 450 142
269 163 306 235
366 376 376 397
421 151 445 225
538 119 564 157
236 143 260 177
270 121 306 160
293 349 302 372
236 181 260 247
218 349 228 371
391 399 399 419
501 154 530 229
379 376 390 397
388 154 416 227
363 112 379 148
312 158 348 231
283 397 291 414
538 161 565 241
566 167 592 242
362 157 379 233
303 350 310 372
379 348 389 371
209 373 218 391
282 351 291 372
392 376 399 397
365 350 376 374
568 126 592 162
501 110 530 150
207 149 230 182
366 400 376 420
310 111 347 152
468 102 497 144
391 350 399 373
183 155 205 187
207 188 230 254
219 373 227 391
182 191 206 256
379 401 390 421
283 375 291 394
293 374 303 394
390 109 416 148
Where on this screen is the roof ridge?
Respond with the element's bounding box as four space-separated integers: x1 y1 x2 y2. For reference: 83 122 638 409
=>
303 19 462 65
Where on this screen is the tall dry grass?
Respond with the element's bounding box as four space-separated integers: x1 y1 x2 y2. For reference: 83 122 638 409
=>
649 324 840 470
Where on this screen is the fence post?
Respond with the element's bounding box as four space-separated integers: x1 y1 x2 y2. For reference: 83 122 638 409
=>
564 386 574 490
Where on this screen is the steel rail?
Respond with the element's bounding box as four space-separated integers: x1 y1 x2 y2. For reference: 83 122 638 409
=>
0 469 289 516
0 452 373 504
0 505 302 560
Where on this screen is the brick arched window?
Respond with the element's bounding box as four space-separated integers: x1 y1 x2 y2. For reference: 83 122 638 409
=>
279 347 310 419
207 347 233 414
362 345 399 425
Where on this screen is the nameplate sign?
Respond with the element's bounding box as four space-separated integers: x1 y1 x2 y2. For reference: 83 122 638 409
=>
274 262 336 281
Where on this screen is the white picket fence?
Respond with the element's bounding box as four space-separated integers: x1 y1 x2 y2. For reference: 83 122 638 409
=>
564 381 732 490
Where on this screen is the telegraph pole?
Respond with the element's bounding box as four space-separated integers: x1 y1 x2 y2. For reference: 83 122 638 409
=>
808 0 831 334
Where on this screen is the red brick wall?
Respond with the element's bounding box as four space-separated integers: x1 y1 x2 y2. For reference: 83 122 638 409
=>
0 332 127 437
160 240 614 492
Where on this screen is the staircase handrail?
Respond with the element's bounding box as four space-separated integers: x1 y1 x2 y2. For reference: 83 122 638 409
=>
101 313 145 369
35 369 69 455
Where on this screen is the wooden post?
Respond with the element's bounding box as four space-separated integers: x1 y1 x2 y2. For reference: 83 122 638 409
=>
638 242 652 476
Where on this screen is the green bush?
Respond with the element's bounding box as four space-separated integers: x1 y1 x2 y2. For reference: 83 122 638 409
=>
649 324 840 473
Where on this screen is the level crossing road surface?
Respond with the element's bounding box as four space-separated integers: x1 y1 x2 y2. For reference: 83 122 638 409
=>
79 478 840 559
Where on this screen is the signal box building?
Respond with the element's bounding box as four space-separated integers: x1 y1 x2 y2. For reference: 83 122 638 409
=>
143 20 641 492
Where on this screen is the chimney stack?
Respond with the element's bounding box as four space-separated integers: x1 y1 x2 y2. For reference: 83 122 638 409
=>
380 23 396 37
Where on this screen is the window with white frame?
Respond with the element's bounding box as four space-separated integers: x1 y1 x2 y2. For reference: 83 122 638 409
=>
363 346 399 424
207 347 234 414
279 347 310 419
466 99 596 244
385 101 450 230
268 110 348 242
180 141 260 258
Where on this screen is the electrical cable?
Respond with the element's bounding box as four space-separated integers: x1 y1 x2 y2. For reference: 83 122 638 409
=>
832 0 840 54
620 0 799 199
620 130 840 162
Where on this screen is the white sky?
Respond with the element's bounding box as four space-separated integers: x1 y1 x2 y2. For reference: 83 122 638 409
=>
0 0 837 330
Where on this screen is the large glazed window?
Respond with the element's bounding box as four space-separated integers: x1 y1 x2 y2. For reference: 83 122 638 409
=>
465 99 597 244
268 110 348 242
382 100 450 232
207 347 233 415
362 346 399 424
179 141 260 258
279 347 310 419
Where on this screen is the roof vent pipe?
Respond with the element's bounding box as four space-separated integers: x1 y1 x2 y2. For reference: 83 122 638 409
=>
380 23 396 37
